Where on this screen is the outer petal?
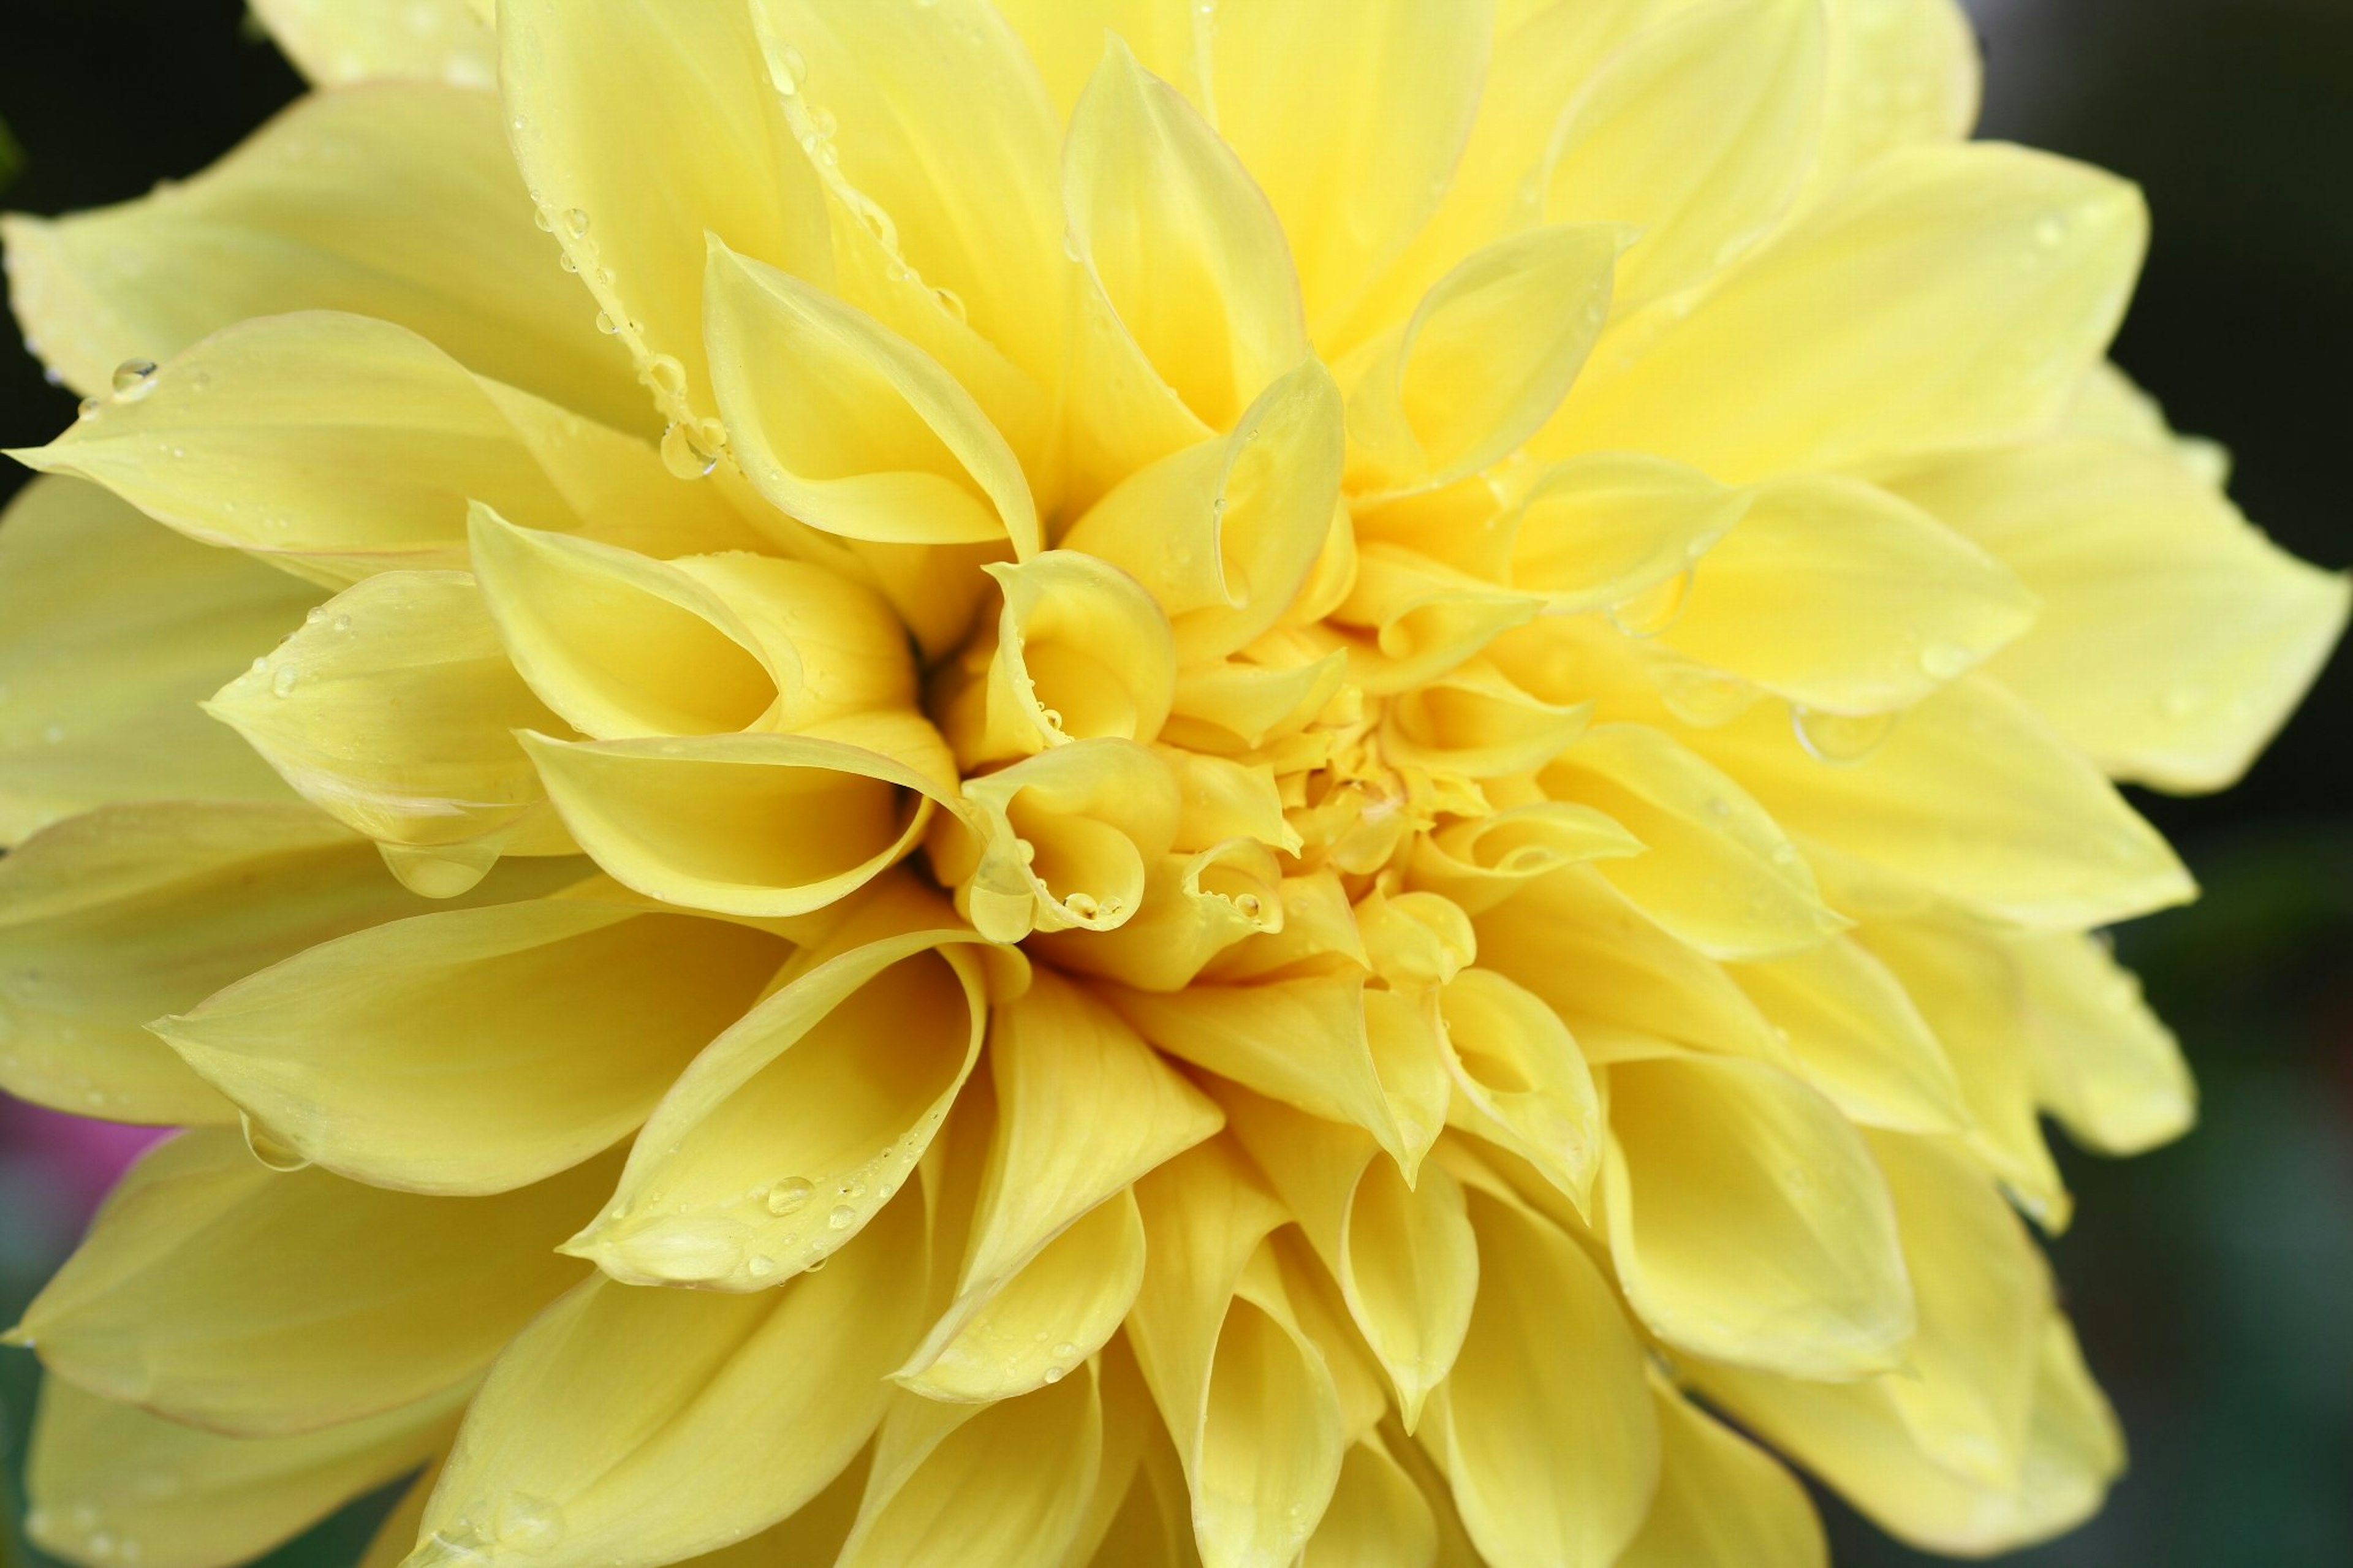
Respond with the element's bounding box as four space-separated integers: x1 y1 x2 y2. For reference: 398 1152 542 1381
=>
1435 968 1604 1209
1603 1052 1915 1377
1811 0 1980 193
1680 675 2195 931
522 713 958 917
1419 1170 1658 1568
496 0 830 426
1209 0 1494 336
1874 437 2350 792
837 1373 1102 1568
2010 930 2196 1155
157 900 786 1194
207 570 572 898
1062 38 1308 494
0 802 569 1126
1542 0 1826 306
15 1132 607 1436
2 86 645 433
14 313 748 586
1619 1374 1827 1568
0 477 314 843
1545 143 2145 480
409 1189 928 1568
26 1378 462 1568
564 907 988 1290
1543 722 1848 960
1696 1313 2125 1557
1662 474 2039 715
704 240 1040 555
252 0 497 87
1221 1088 1478 1430
1127 1144 1347 1568
899 972 1221 1398
1731 937 1972 1135
744 0 1066 392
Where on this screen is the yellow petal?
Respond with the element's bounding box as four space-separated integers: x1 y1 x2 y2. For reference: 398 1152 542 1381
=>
1063 358 1345 662
946 551 1178 765
522 713 957 917
1619 1374 1827 1568
1128 1145 1347 1568
1382 661 1591 779
1545 143 2145 480
1874 437 2350 792
1604 1052 1914 1376
1856 916 2071 1226
1543 0 1825 305
1 87 645 431
1436 968 1603 1210
1221 1088 1477 1430
1062 37 1308 493
496 0 829 426
15 312 748 586
1681 675 2194 930
1165 647 1349 752
0 477 314 843
564 916 984 1290
1406 801 1643 916
1107 972 1434 1177
0 803 569 1126
1868 1131 2050 1488
2010 930 2194 1155
1210 0 1494 338
1325 546 1544 694
252 0 496 87
839 1372 1102 1568
1730 937 1972 1134
1696 1311 2123 1558
207 570 571 895
1039 839 1287 992
157 901 784 1194
358 1458 444 1568
1490 452 1750 615
704 239 1040 555
412 1189 927 1568
1302 1434 1440 1568
1811 0 1980 193
949 738 1181 942
28 1379 461 1568
901 1187 1146 1404
645 1453 870 1568
1545 722 1847 959
993 0 1205 119
1664 474 2038 714
744 0 1065 394
1419 1176 1658 1568
18 1131 606 1436
469 508 911 741
1474 866 1788 1061
899 971 1221 1396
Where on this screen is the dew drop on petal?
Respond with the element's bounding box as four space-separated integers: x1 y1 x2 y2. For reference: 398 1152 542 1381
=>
1791 705 1898 765
765 1176 814 1216
1605 570 1691 639
826 1204 857 1230
110 359 158 400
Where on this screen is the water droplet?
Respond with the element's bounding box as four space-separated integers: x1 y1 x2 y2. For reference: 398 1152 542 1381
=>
333 613 352 632
2158 684 2207 719
241 1113 312 1172
765 1176 814 1215
1041 1364 1067 1384
76 396 102 420
534 208 556 233
563 208 590 239
494 1496 565 1552
747 1254 775 1278
1656 663 1757 727
1919 642 1973 680
826 1203 857 1230
1604 570 1691 639
1790 705 1898 765
595 310 619 335
1064 892 1100 920
2034 214 2068 249
111 359 159 400
1233 893 1263 918
660 420 719 480
1038 706 1064 732
41 724 64 745
1015 837 1037 865
305 606 326 626
271 665 300 698
933 286 968 323
1053 1341 1077 1359
645 354 688 398
778 44 808 89
559 253 580 273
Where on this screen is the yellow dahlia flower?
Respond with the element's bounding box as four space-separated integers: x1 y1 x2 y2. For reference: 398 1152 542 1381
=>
2 1 2344 1565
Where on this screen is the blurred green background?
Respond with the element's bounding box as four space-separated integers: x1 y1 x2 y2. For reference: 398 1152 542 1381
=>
0 2 2347 1564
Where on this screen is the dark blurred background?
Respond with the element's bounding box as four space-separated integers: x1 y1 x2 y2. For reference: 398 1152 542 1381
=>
0 2 2347 1564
